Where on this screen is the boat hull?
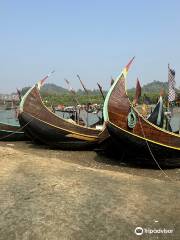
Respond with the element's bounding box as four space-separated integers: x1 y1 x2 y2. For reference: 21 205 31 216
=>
18 85 104 150
107 121 180 160
19 112 99 150
0 122 26 141
103 59 180 163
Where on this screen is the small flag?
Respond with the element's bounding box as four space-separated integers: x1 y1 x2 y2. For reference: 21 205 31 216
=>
168 64 176 102
122 56 135 78
134 78 141 104
117 56 135 82
37 70 55 90
148 96 164 127
77 74 88 94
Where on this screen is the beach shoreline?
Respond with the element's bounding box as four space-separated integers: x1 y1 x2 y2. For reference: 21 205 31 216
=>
0 141 179 239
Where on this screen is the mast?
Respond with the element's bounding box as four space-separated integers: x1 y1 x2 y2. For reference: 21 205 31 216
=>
77 74 90 127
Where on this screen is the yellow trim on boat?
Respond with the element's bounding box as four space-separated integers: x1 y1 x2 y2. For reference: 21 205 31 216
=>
132 106 180 138
122 68 180 138
109 121 180 151
37 86 101 131
25 112 99 140
66 133 97 141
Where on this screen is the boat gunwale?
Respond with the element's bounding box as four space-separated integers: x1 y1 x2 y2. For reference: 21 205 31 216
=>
104 59 180 142
107 120 180 151
20 111 100 140
20 84 104 133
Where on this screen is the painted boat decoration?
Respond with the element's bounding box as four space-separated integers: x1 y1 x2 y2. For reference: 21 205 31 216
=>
103 57 180 160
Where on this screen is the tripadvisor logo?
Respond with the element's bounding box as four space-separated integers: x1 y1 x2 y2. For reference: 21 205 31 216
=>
134 226 174 235
134 227 143 236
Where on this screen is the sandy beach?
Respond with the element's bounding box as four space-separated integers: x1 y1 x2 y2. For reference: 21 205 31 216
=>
0 141 179 240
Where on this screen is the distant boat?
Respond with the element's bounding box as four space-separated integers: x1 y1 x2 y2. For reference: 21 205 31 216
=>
0 121 26 141
103 58 180 160
18 84 109 150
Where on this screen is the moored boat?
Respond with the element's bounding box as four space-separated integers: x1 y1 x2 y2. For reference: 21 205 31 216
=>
18 82 108 150
103 58 180 160
0 121 26 141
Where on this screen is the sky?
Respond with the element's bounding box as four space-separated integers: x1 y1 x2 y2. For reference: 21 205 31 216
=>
0 0 180 93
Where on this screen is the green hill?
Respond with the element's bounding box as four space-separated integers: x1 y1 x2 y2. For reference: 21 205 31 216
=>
127 80 173 103
128 80 169 94
142 81 168 93
21 83 68 96
41 83 68 95
19 80 178 106
19 83 103 106
20 83 105 97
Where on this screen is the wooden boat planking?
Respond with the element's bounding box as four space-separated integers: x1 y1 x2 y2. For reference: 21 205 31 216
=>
18 85 109 150
104 58 180 160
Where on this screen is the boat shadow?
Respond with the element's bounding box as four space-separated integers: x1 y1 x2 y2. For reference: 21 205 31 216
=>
95 150 180 169
23 141 180 170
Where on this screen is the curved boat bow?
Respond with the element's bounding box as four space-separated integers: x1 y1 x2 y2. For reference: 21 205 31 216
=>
103 58 180 160
18 84 107 150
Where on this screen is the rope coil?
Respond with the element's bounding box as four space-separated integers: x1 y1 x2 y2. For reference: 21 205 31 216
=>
127 108 137 128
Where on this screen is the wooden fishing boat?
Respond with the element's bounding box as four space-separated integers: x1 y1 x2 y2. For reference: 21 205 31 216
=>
103 58 180 160
0 121 26 141
18 84 108 150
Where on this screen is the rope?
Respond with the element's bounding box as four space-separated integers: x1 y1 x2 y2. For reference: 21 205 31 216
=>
138 115 173 181
0 116 34 141
0 103 45 141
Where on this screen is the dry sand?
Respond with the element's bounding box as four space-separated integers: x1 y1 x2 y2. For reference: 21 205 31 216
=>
0 141 179 240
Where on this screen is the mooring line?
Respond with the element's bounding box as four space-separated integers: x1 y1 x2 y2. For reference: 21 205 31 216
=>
0 116 34 141
138 116 173 181
0 103 46 141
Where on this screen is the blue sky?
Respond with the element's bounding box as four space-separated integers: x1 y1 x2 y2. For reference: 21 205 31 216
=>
0 0 180 93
